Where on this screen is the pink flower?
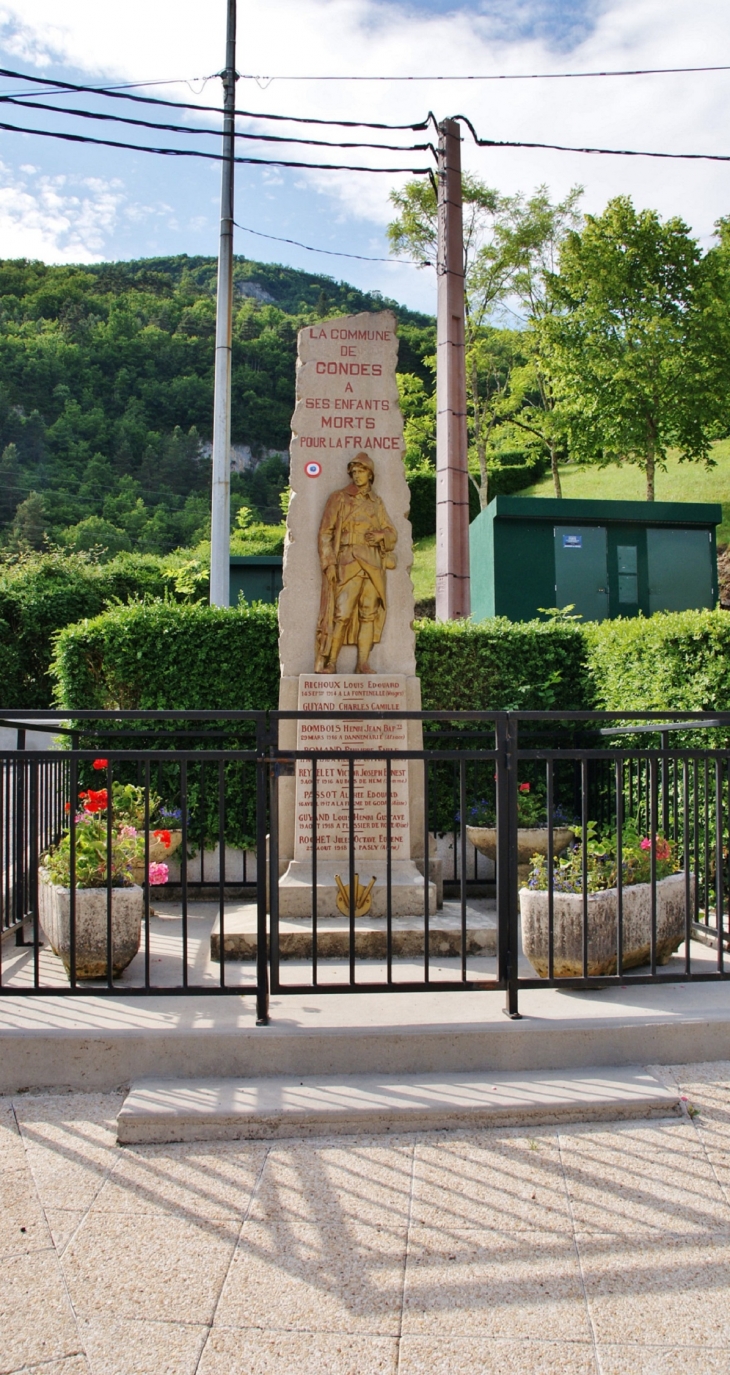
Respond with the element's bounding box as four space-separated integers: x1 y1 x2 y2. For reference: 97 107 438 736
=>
148 862 169 886
119 825 137 839
640 838 651 851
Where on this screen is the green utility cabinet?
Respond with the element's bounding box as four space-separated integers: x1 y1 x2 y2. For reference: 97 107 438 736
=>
469 497 721 623
229 555 283 607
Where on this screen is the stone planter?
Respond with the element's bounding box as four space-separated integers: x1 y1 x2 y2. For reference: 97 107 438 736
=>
38 874 143 980
467 825 575 884
520 871 692 978
130 829 183 885
466 826 575 866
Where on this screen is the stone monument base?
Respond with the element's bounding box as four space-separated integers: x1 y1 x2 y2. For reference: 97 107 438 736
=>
277 859 435 919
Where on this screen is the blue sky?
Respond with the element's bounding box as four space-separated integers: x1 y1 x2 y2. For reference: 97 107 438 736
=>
1 1 729 313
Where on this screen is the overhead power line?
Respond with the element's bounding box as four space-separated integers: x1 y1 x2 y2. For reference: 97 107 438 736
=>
233 220 422 263
240 63 730 81
1 96 433 152
0 116 432 172
0 65 431 128
456 114 730 163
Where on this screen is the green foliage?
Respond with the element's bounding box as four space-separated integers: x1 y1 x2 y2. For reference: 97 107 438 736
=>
0 548 200 708
415 617 591 712
43 814 144 889
528 822 678 893
0 254 433 552
51 600 280 711
406 462 542 541
544 197 728 499
584 610 730 714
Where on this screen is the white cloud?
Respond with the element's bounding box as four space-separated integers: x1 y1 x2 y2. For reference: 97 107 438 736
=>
0 163 125 260
4 0 730 261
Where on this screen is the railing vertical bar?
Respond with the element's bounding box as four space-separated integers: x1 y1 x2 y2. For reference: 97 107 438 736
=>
255 716 270 1023
704 757 710 929
716 756 724 974
386 755 393 985
348 755 355 988
106 760 113 989
649 754 658 976
181 760 188 988
683 758 691 977
581 756 589 981
143 759 151 990
547 758 554 983
311 755 318 987
459 757 467 983
616 757 624 980
30 759 39 988
218 760 226 989
69 754 77 991
268 738 280 996
423 755 430 984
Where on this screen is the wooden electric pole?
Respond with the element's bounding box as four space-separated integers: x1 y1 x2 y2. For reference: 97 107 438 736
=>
435 117 470 621
209 0 237 607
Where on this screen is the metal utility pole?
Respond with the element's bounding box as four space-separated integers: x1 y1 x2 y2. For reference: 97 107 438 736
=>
210 0 237 607
435 117 470 621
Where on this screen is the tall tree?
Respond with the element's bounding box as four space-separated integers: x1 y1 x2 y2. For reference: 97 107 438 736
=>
543 196 726 500
388 177 581 503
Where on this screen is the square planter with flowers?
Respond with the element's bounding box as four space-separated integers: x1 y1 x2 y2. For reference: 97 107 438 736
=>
39 761 171 981
520 823 691 977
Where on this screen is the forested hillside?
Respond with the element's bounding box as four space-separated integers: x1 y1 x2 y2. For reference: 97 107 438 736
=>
0 254 434 555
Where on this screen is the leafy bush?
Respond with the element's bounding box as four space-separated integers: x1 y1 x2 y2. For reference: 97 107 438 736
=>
415 617 591 712
528 822 678 893
0 549 201 708
52 600 279 711
584 609 730 713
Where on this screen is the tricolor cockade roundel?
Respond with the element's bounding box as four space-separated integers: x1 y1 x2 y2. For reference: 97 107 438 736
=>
304 461 322 478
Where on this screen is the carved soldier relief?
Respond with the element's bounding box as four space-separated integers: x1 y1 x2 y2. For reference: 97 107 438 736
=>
314 453 397 674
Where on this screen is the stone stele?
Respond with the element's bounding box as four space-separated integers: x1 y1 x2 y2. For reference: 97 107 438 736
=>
277 311 432 918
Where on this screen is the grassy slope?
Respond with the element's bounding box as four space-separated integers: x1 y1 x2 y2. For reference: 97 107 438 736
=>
519 439 730 544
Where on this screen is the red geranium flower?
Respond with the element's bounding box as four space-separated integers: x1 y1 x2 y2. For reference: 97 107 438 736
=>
93 758 108 770
81 788 108 814
153 829 172 849
64 801 71 813
519 782 531 793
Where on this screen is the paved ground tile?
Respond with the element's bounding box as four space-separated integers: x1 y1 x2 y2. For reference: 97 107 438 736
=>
61 1210 239 1327
214 1219 407 1335
401 1227 592 1341
198 1329 399 1374
398 1337 599 1374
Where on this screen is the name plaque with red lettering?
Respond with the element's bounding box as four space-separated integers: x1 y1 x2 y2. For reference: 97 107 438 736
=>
294 675 410 860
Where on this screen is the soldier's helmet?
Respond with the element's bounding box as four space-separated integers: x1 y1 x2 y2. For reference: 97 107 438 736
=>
347 452 375 478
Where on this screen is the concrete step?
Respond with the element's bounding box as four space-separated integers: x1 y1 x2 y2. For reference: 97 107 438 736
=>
116 1066 680 1144
211 898 497 962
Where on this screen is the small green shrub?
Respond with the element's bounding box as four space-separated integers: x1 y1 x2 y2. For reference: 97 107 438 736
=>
415 617 591 712
0 550 203 709
584 609 730 714
52 600 279 711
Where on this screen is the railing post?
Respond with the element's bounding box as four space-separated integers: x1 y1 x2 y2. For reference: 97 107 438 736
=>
255 715 270 1025
497 712 521 1018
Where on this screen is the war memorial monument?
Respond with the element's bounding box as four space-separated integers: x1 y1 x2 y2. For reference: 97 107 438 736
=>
277 310 434 919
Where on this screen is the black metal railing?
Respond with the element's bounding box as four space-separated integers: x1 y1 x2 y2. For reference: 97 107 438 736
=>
1 708 730 1022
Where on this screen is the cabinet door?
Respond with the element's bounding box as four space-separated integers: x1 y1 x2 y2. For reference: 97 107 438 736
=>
554 526 609 621
647 528 713 613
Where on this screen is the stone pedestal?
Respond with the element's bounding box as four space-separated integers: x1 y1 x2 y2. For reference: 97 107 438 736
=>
278 674 433 917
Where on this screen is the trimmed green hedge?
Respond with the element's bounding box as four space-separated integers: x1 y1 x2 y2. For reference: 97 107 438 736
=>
0 551 201 709
584 610 730 713
52 600 279 711
52 602 590 714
